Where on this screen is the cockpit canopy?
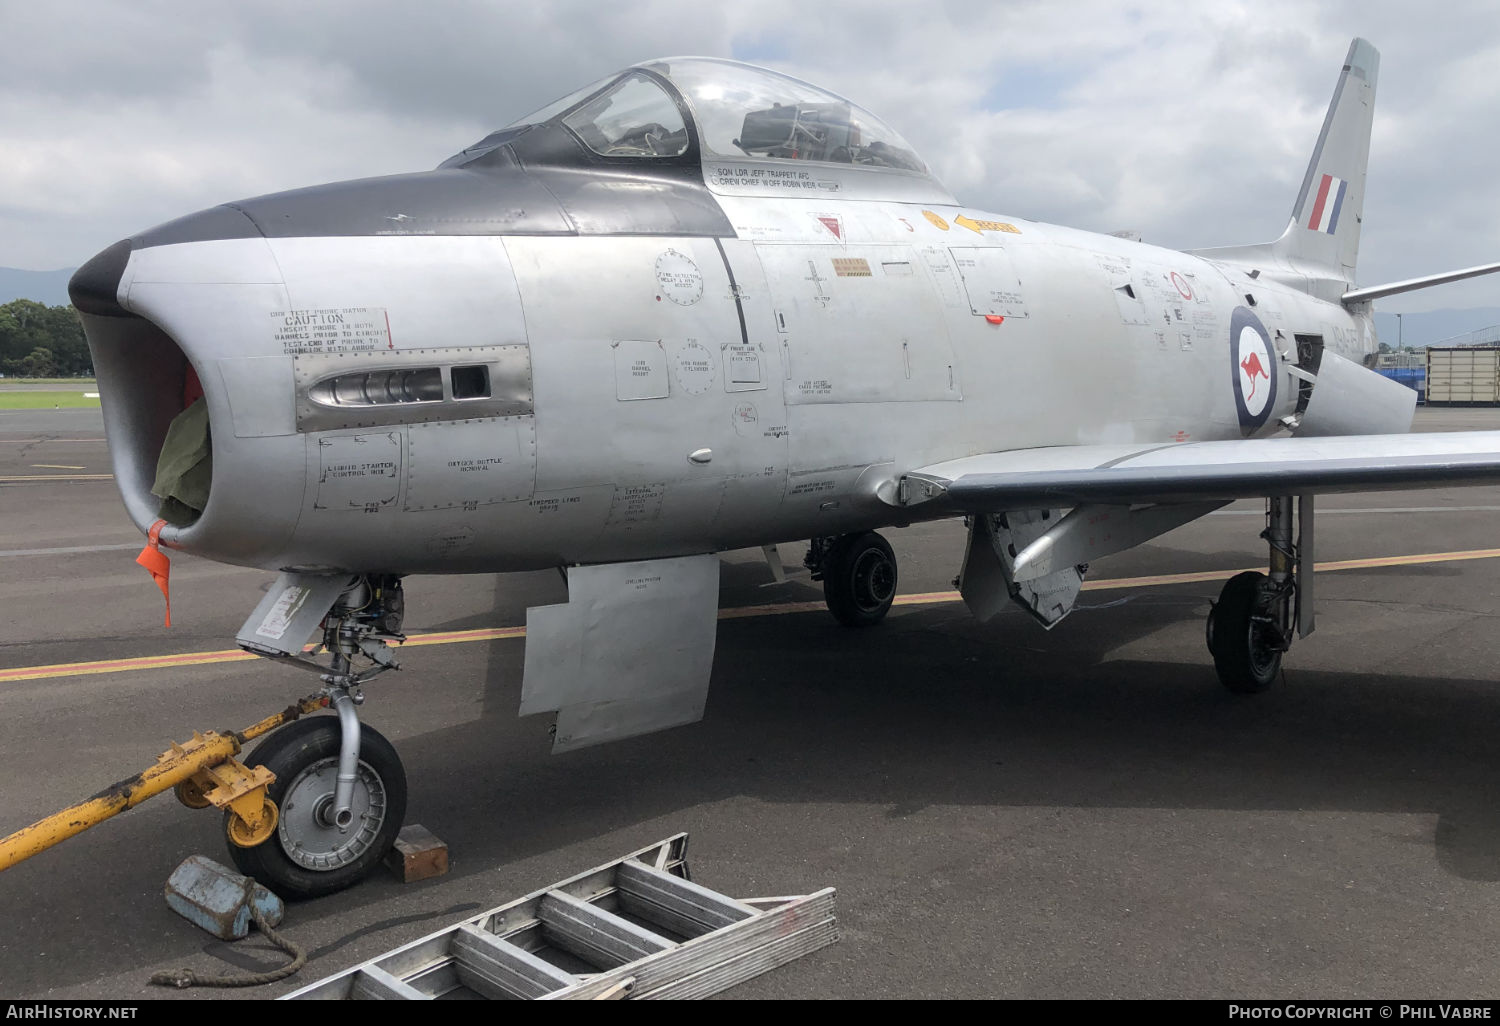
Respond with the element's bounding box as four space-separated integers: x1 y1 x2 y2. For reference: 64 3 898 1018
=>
640 59 926 173
453 57 937 189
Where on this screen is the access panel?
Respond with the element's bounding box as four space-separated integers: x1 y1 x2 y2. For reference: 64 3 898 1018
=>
757 244 962 405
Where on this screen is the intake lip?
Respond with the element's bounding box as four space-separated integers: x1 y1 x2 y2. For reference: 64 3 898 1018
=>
68 238 132 316
133 202 263 249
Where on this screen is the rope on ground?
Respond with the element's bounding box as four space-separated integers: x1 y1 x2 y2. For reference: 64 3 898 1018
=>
149 907 306 989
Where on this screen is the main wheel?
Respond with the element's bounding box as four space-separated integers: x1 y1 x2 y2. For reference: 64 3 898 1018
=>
1208 571 1283 694
226 717 407 900
823 531 898 627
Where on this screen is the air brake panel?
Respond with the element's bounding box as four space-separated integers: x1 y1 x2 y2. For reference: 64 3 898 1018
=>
520 554 720 753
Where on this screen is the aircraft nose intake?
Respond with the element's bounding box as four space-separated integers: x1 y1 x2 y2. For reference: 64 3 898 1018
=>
68 238 132 317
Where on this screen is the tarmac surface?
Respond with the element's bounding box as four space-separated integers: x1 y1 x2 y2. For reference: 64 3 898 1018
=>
3 405 1500 1000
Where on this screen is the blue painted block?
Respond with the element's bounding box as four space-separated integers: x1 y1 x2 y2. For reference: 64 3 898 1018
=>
164 855 284 940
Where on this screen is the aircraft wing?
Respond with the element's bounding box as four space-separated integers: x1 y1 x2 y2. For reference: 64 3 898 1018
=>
893 432 1500 511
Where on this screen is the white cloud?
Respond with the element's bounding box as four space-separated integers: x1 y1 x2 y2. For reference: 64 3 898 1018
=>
0 0 1495 311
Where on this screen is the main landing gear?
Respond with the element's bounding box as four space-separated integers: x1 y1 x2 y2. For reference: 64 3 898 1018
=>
1207 496 1306 694
231 576 409 899
806 531 899 627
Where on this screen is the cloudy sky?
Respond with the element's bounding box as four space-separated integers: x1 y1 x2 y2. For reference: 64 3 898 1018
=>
2 0 1496 311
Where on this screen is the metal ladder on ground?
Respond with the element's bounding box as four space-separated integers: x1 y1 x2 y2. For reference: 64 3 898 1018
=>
283 834 837 1000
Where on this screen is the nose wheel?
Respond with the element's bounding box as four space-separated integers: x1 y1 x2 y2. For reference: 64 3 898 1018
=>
225 717 407 900
810 531 899 627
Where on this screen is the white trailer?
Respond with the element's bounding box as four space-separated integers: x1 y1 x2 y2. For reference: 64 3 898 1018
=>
1426 347 1500 404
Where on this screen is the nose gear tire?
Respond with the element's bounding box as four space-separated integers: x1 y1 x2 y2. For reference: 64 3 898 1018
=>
225 718 407 900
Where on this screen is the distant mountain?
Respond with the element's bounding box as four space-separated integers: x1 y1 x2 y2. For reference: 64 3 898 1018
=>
1373 308 1500 348
0 267 76 307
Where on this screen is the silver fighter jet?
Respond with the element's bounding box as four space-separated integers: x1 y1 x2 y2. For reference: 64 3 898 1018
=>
68 41 1500 897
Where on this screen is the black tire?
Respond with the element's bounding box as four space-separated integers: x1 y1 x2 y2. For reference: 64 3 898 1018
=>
823 531 898 627
1208 571 1282 694
226 717 407 900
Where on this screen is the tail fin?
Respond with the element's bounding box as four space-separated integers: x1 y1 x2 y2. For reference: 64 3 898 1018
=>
1191 39 1379 301
1284 38 1379 279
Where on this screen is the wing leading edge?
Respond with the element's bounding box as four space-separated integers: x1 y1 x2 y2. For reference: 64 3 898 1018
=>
891 432 1500 511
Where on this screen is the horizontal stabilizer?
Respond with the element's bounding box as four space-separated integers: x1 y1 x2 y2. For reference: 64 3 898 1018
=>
1342 261 1500 304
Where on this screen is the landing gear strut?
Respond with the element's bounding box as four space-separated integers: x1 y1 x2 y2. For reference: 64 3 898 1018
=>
232 575 410 898
807 531 898 627
1207 496 1307 693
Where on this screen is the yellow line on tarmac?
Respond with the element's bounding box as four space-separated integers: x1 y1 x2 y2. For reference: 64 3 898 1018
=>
0 626 535 684
0 649 260 681
4 547 1500 685
404 626 528 647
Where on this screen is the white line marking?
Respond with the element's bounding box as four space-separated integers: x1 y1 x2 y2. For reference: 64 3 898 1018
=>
0 543 141 558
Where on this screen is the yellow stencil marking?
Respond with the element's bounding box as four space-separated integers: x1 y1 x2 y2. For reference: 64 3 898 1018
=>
954 214 1021 235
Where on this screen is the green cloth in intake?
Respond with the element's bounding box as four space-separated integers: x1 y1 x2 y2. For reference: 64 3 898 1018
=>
151 397 212 525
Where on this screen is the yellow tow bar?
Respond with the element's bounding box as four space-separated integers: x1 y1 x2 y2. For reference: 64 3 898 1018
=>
0 693 328 873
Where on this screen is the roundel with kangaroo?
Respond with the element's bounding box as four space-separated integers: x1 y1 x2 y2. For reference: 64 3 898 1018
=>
1230 306 1277 434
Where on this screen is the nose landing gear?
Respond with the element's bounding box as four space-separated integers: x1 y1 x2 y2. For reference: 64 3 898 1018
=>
232 574 410 898
227 716 406 900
